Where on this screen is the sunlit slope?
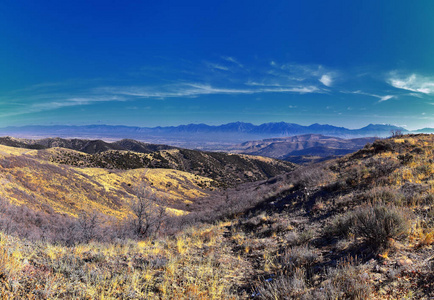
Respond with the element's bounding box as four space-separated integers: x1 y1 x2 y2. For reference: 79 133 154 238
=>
0 144 38 156
43 147 296 187
0 145 214 218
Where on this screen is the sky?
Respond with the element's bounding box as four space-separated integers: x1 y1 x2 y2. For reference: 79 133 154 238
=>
1 1 434 130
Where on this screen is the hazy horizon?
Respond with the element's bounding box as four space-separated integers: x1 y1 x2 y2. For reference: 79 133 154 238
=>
2 1 434 130
0 120 421 131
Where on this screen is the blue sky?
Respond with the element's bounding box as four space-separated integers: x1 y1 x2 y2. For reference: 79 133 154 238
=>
1 0 434 129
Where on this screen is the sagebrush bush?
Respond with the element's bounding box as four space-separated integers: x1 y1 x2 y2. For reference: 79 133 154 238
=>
279 245 320 279
321 259 371 300
324 213 355 239
325 204 409 250
359 186 404 206
290 163 331 189
353 205 409 250
255 269 307 299
297 229 315 245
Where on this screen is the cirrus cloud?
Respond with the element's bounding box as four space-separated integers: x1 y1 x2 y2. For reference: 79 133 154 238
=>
388 73 434 94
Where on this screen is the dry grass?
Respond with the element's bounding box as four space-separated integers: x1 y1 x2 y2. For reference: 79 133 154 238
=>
0 145 214 219
0 223 246 299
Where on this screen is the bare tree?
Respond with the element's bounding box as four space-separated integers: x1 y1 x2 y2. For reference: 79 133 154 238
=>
77 210 100 243
153 205 167 238
390 129 403 137
130 185 166 238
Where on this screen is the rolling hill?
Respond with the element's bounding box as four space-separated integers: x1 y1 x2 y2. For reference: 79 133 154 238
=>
229 134 378 163
0 144 214 219
0 137 296 222
45 148 296 186
0 136 176 154
0 137 296 187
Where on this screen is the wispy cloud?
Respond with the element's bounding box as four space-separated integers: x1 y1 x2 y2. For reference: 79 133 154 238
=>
344 90 395 103
0 93 126 118
267 62 338 88
8 59 414 121
388 73 434 94
206 56 245 72
206 62 230 71
30 96 125 111
245 81 284 87
221 56 243 68
378 95 394 102
1 60 331 119
100 82 321 99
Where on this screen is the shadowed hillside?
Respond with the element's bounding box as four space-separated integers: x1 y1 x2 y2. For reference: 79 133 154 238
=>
0 136 175 154
42 147 296 187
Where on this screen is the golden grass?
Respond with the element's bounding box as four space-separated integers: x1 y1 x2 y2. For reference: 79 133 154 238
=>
0 144 35 157
0 145 214 219
0 223 246 299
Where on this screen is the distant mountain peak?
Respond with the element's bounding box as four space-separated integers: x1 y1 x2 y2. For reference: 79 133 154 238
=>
0 122 411 147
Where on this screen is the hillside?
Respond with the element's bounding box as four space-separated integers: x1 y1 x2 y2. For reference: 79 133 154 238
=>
0 144 215 219
40 147 296 187
2 134 434 298
0 137 296 186
224 134 434 298
230 134 378 163
0 136 175 154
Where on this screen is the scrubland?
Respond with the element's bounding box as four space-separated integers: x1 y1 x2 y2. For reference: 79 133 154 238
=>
1 134 434 299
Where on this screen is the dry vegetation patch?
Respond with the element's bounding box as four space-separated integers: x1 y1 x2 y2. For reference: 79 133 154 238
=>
0 223 249 299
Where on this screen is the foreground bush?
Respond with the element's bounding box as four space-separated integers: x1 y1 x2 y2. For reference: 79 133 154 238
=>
255 258 371 300
320 258 371 300
353 205 409 250
326 204 409 250
255 269 307 299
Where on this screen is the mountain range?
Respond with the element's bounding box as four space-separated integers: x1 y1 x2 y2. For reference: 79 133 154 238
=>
0 122 408 148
